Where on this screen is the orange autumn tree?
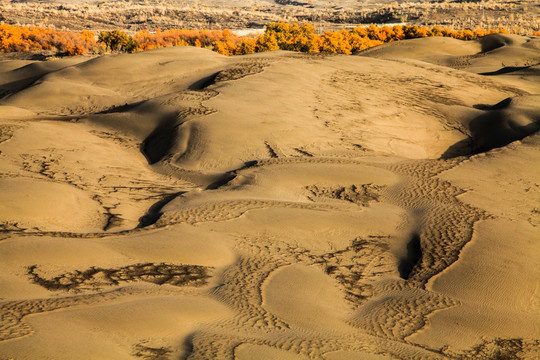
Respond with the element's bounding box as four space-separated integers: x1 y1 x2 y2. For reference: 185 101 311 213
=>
134 28 241 51
213 23 512 56
318 30 354 54
0 24 96 55
264 22 319 52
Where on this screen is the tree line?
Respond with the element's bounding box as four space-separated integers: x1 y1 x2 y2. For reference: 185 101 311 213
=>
1 22 533 57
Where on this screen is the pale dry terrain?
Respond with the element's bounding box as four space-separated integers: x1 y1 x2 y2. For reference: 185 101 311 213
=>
0 33 539 359
1 0 538 34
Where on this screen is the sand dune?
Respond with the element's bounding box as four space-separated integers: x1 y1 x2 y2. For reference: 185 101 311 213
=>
361 33 540 93
0 35 539 359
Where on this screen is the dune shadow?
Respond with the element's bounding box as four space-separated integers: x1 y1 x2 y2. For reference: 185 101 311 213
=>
96 100 146 114
189 72 220 90
440 138 474 159
479 34 514 53
140 113 179 164
205 174 237 190
479 65 539 76
471 115 539 154
442 97 540 158
205 160 258 190
178 333 195 360
0 60 72 98
398 232 422 280
137 191 185 228
0 77 47 99
473 97 512 111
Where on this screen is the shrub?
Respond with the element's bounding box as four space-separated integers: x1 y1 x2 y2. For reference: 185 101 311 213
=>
98 30 136 52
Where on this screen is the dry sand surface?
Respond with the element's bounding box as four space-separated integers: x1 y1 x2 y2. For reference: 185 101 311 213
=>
0 34 539 359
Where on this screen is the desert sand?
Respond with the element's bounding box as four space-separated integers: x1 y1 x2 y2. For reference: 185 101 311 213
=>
0 33 539 359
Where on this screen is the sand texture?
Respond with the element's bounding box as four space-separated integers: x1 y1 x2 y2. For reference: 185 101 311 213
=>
0 34 539 359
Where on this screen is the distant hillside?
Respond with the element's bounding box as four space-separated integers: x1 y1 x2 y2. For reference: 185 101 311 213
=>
1 0 537 34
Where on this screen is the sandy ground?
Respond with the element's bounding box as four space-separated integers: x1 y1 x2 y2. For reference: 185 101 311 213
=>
0 34 539 359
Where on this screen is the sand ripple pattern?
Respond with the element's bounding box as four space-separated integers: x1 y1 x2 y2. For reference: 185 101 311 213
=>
179 235 450 359
0 290 128 341
1 46 537 359
384 158 490 284
156 200 338 226
352 281 459 340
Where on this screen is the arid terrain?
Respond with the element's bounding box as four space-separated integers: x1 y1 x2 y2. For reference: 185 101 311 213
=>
1 0 539 34
0 27 539 360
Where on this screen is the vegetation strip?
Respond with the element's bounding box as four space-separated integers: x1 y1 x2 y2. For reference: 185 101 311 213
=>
1 22 532 56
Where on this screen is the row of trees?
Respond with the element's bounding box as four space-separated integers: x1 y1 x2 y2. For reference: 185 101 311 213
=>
0 23 524 57
0 24 96 55
133 29 240 51
211 23 513 55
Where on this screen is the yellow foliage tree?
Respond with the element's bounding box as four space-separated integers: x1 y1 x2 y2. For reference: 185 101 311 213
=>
0 23 523 57
318 30 351 54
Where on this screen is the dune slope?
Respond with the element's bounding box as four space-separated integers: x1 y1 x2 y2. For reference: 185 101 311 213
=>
0 36 539 359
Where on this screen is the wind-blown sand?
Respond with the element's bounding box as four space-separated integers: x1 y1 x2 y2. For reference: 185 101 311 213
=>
0 34 539 359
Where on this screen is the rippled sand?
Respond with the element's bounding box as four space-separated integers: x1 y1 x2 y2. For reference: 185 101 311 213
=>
0 34 539 359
